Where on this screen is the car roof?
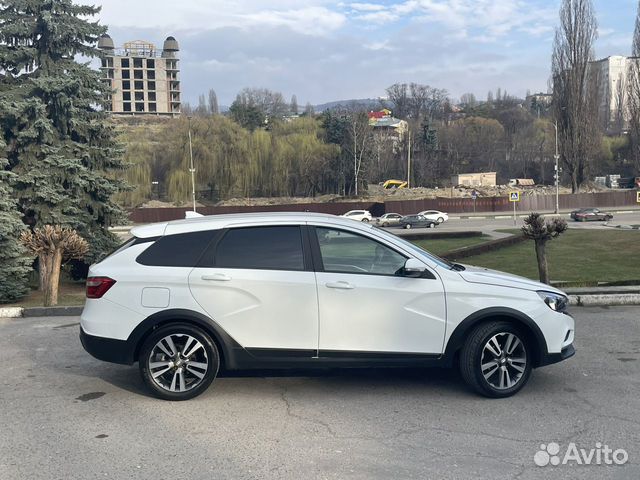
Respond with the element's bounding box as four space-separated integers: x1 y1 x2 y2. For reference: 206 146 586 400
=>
131 211 371 238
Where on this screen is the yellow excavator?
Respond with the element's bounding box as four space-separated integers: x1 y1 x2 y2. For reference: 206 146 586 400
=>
382 179 408 189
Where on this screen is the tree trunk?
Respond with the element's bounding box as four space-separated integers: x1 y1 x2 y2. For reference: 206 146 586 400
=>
40 249 63 306
534 240 550 284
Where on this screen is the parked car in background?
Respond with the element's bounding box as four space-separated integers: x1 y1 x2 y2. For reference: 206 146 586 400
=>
570 208 613 222
375 213 404 227
418 210 449 224
399 214 437 229
341 210 372 222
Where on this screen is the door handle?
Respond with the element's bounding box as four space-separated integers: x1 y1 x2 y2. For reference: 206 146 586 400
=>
325 281 354 290
201 273 232 282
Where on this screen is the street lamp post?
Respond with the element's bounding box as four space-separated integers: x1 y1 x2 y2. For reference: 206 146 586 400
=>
187 116 196 212
553 121 560 215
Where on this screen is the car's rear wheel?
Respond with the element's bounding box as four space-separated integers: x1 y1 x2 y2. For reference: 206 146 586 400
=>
437 217 444 224
362 218 370 223
139 323 220 401
428 222 436 228
404 224 412 229
459 321 532 398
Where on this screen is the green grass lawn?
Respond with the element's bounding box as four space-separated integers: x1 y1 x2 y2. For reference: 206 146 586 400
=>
411 235 492 256
455 230 640 285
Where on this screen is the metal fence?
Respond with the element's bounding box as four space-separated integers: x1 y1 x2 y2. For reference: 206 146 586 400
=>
128 190 638 222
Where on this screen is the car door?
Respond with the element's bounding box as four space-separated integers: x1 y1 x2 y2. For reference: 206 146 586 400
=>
311 225 446 355
188 225 318 352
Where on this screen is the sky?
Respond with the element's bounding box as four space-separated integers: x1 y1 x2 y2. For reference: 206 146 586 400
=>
93 0 637 107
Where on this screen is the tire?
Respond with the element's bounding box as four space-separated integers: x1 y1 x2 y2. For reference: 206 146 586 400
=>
139 323 220 401
459 321 532 398
404 224 412 229
362 218 370 223
429 222 436 228
437 217 444 224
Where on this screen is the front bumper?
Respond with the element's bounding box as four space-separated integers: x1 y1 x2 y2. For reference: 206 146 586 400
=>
538 343 575 367
79 327 135 365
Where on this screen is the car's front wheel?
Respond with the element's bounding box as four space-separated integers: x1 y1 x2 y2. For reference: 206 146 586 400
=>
437 217 444 224
139 323 220 401
459 321 532 398
404 224 412 229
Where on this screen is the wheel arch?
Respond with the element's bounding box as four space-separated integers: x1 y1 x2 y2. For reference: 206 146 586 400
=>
443 307 548 368
128 309 243 370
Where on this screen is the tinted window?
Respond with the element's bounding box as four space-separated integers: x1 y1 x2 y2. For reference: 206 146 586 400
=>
137 230 218 267
316 227 406 275
214 226 304 271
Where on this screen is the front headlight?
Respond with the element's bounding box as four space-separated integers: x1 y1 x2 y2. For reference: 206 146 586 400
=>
537 291 568 312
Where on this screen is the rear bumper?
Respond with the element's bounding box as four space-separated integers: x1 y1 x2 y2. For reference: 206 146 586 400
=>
79 327 135 365
538 343 575 367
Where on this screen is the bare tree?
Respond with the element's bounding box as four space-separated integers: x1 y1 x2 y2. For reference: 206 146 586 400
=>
460 93 477 108
208 89 219 115
522 213 567 284
386 83 409 119
196 94 208 116
551 0 600 193
343 111 373 195
303 102 315 116
21 226 88 306
627 2 640 171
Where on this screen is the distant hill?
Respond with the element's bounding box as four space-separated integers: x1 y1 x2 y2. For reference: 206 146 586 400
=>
313 98 386 112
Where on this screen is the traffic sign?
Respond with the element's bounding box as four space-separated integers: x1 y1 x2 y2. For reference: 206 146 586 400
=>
509 191 520 202
471 190 478 200
637 191 640 203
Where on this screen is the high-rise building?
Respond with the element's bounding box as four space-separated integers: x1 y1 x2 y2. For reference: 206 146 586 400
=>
589 55 639 134
98 34 181 116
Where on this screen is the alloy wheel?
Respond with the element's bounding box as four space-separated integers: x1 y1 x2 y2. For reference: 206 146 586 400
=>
148 334 209 393
480 332 527 390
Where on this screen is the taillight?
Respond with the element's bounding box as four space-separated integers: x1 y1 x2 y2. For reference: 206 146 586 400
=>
86 277 116 299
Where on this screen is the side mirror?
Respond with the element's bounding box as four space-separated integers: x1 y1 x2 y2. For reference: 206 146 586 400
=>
403 258 428 277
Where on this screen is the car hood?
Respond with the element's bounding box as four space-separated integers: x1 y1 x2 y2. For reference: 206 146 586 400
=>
456 264 566 295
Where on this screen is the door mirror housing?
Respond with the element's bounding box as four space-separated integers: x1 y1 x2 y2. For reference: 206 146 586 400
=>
402 258 433 278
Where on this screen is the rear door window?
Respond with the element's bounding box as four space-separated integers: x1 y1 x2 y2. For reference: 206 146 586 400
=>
213 226 305 271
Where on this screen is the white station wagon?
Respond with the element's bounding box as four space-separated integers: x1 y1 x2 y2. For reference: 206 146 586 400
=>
80 212 575 400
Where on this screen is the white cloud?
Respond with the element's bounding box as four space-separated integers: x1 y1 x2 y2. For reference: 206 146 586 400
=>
96 0 345 36
349 2 386 11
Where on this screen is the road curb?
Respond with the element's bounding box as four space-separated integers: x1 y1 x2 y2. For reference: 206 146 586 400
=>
0 307 24 318
568 294 640 307
0 306 84 318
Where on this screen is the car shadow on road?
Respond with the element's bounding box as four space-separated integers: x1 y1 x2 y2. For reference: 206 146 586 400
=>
90 364 470 399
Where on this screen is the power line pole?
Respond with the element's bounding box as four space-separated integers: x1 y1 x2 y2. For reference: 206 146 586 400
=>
407 128 411 188
553 121 560 215
188 116 196 212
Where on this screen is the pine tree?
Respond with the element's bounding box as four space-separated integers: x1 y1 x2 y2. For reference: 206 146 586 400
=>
0 0 127 262
0 139 31 303
290 94 298 115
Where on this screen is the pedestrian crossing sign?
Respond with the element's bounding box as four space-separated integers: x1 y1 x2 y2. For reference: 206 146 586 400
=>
509 191 520 202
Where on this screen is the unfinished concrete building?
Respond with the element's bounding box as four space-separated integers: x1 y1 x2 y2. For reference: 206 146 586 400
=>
98 35 181 116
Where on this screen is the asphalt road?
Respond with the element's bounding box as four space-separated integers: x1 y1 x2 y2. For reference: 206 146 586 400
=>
1 307 639 479
385 210 640 236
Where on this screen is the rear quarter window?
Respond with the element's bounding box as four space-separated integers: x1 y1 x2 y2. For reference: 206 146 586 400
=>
136 230 220 267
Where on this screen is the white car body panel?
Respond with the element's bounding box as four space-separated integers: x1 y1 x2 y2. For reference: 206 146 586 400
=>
188 267 318 350
316 270 446 353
